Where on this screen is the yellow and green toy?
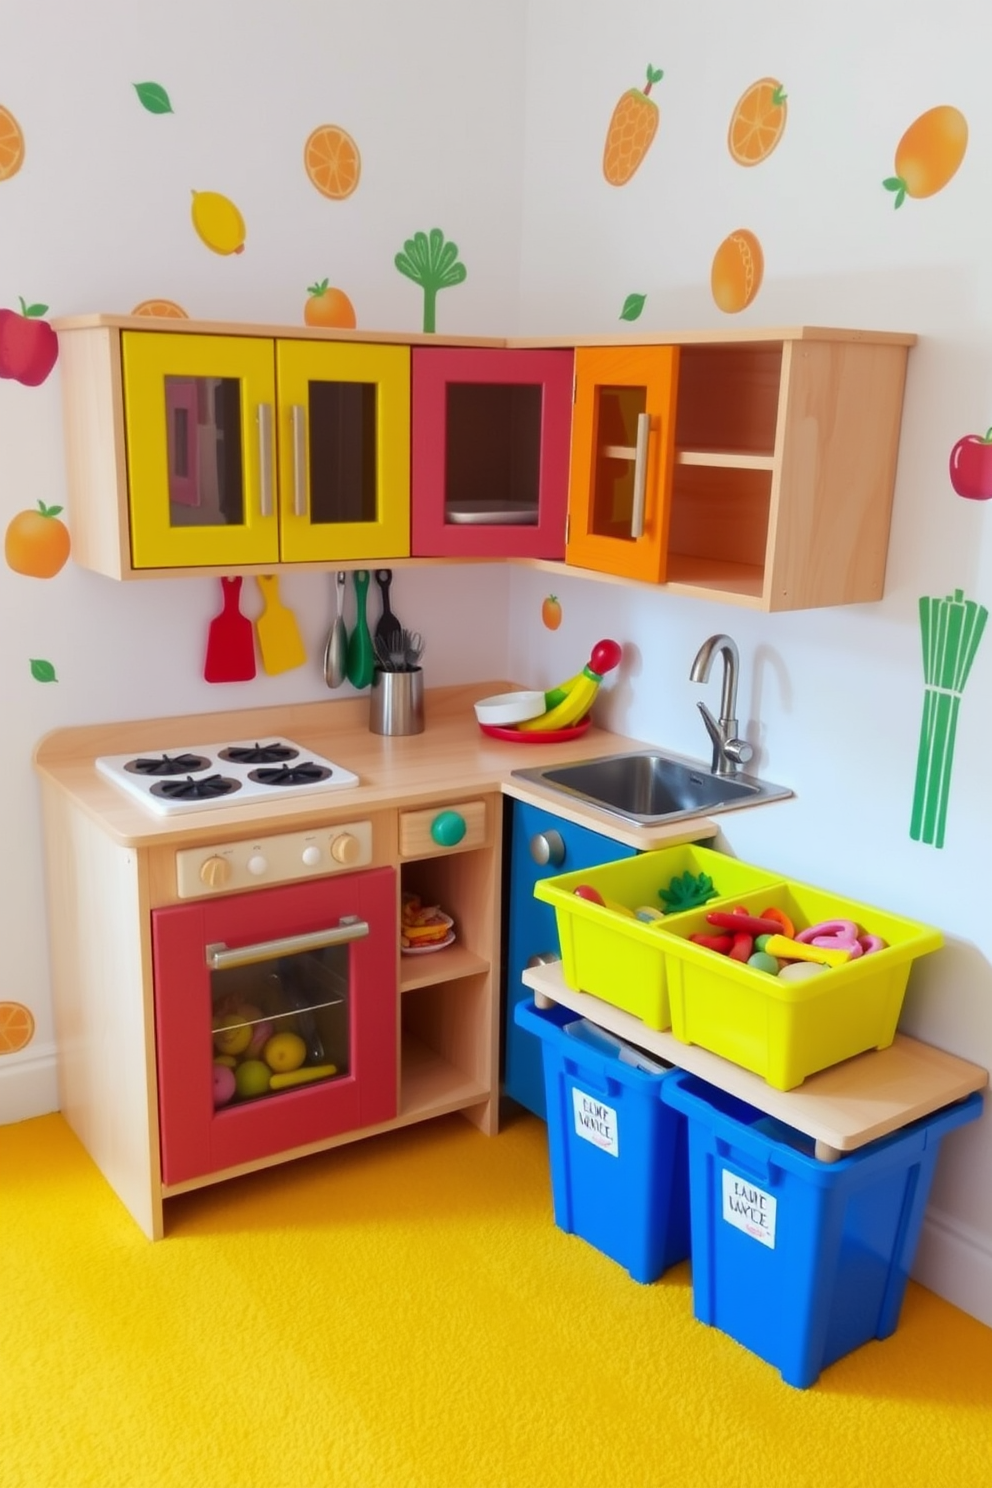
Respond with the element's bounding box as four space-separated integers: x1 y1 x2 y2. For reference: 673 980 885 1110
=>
518 639 622 732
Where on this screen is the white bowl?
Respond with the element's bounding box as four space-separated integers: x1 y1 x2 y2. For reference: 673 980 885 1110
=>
474 690 546 726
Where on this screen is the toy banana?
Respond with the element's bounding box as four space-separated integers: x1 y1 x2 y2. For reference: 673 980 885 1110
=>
543 671 584 710
518 640 622 732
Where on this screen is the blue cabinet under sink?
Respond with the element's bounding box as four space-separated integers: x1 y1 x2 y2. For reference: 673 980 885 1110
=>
503 798 636 1119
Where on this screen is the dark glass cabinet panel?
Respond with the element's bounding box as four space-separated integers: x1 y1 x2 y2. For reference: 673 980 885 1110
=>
307 380 378 527
164 376 245 528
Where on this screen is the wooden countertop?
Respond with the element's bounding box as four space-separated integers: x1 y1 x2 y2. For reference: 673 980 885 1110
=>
32 681 749 850
523 961 988 1157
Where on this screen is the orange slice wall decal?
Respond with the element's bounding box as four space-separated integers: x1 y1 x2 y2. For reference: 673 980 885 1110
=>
304 125 361 200
711 229 764 313
728 78 788 165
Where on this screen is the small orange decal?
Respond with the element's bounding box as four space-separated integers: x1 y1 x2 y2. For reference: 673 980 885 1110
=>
304 125 361 200
131 299 189 318
884 106 968 207
304 280 356 328
0 1002 35 1054
728 78 787 166
541 594 562 630
711 229 764 313
5 501 71 577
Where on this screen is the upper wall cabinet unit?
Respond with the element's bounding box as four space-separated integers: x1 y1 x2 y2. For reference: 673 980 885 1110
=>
54 317 412 578
410 346 574 559
563 327 915 612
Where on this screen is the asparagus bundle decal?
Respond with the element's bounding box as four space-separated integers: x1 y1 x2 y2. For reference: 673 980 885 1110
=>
910 588 987 848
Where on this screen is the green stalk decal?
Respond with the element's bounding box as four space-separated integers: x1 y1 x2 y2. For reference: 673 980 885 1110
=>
910 588 987 848
394 228 467 334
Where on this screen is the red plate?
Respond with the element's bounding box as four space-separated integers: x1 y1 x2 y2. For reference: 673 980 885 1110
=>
478 716 591 744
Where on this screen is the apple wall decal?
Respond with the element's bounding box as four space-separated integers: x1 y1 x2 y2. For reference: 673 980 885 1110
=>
0 298 59 387
949 427 992 501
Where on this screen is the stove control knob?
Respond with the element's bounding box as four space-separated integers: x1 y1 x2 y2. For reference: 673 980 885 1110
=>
247 853 268 877
301 845 322 867
199 855 231 889
330 832 361 866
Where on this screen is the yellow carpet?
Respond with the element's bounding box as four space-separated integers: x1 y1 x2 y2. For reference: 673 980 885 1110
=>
2 1109 991 1488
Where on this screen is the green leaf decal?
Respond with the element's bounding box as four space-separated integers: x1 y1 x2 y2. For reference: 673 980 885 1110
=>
134 81 174 115
18 297 49 318
30 658 58 683
883 176 907 209
620 293 647 322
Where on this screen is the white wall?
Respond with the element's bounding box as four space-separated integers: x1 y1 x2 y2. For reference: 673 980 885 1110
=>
0 0 521 1114
509 0 992 1322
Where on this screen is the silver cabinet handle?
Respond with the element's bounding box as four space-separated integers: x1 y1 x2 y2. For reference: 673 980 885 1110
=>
205 917 369 971
525 952 560 969
257 402 274 518
530 830 565 867
630 411 651 539
291 404 307 517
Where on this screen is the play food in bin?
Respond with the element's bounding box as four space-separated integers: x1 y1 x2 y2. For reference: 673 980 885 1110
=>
659 881 943 1089
533 846 782 1030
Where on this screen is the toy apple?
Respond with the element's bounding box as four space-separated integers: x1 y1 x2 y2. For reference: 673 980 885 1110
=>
0 298 59 387
949 428 992 501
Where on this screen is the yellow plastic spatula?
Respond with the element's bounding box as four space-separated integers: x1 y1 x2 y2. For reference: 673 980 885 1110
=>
255 574 306 674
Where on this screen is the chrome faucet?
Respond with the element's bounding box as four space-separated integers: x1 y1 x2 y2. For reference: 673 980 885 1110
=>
689 634 754 777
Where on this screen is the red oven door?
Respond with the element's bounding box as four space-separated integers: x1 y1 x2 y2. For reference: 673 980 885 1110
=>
153 867 396 1185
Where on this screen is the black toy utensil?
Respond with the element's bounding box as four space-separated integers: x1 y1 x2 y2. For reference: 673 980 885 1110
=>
374 568 401 646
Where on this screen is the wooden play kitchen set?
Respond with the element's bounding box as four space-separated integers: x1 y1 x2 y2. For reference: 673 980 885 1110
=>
518 841 986 1387
53 313 913 613
37 311 986 1388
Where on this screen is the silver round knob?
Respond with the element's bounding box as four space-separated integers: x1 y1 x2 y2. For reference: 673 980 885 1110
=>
246 853 268 876
526 952 560 969
529 830 565 867
301 845 322 867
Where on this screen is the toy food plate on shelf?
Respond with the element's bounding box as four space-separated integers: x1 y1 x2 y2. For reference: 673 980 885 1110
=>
401 893 455 955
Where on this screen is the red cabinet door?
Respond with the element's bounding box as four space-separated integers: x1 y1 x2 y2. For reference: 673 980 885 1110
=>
153 867 397 1185
411 346 574 558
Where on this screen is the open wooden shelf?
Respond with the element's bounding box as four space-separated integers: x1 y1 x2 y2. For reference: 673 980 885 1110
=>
400 942 490 992
399 1032 489 1119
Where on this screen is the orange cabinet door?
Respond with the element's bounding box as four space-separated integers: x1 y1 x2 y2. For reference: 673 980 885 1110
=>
566 345 679 582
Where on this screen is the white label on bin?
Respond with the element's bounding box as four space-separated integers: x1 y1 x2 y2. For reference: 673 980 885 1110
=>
722 1169 777 1248
572 1088 619 1157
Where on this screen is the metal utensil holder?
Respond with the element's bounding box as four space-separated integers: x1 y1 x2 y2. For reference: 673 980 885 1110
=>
369 666 425 736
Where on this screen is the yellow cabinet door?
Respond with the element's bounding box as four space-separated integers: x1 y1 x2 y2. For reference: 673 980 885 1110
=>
121 332 279 569
566 345 679 583
275 340 410 563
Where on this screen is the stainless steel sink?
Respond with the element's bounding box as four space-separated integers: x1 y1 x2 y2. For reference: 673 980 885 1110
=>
511 749 792 827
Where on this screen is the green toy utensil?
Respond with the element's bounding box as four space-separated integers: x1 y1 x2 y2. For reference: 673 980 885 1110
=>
346 569 375 689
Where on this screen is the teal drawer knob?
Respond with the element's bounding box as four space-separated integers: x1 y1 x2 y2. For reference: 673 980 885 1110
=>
431 810 466 847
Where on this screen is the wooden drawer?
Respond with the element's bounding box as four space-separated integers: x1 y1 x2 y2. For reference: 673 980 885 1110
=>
398 799 489 858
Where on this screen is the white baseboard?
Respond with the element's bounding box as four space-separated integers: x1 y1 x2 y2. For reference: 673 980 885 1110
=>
913 1206 992 1328
0 1041 59 1125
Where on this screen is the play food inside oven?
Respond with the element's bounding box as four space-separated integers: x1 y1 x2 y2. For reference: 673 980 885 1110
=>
211 956 349 1106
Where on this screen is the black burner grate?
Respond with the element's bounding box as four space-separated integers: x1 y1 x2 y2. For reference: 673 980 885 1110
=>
151 774 242 802
247 762 333 788
126 752 212 778
219 742 299 765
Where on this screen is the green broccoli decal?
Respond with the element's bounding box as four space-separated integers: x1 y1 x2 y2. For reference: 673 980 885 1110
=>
394 228 467 334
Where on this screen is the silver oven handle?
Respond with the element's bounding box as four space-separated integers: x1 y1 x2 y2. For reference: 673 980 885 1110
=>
205 917 369 971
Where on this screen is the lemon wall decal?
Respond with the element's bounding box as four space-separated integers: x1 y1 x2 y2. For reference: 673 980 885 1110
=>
191 190 246 255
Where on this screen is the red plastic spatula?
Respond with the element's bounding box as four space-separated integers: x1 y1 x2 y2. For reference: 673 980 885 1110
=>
204 576 256 683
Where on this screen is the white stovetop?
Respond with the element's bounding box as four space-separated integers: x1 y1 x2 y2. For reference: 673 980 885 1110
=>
94 736 359 817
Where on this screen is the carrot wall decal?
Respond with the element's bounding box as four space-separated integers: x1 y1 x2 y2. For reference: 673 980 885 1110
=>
603 64 663 186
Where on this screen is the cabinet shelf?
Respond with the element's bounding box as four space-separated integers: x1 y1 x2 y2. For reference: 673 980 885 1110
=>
399 1031 489 1119
675 449 776 471
400 942 490 992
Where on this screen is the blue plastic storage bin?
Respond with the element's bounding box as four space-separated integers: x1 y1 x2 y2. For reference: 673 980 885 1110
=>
661 1069 983 1388
515 998 690 1283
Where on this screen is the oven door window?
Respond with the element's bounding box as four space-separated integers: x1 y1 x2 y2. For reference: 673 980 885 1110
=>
153 868 397 1186
211 944 350 1106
